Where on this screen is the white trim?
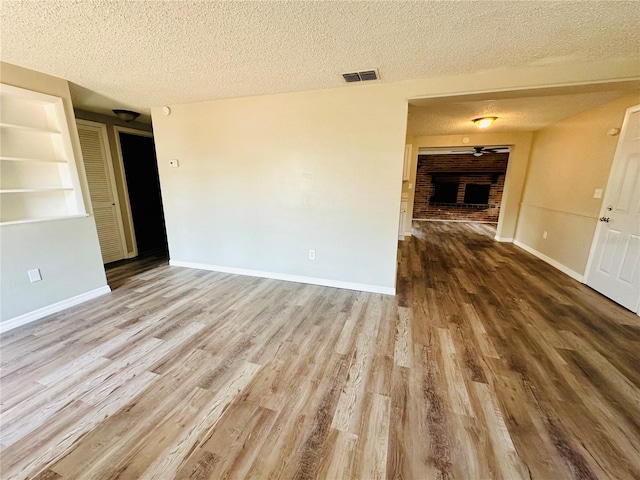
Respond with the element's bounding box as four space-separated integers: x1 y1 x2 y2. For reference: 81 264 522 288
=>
494 235 513 242
169 260 396 295
513 240 584 283
398 234 405 241
0 285 111 333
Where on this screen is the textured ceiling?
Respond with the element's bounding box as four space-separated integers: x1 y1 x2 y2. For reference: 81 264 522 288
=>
407 82 640 136
2 1 639 121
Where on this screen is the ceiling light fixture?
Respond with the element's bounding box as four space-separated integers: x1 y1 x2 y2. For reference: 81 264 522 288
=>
472 116 497 128
113 109 140 122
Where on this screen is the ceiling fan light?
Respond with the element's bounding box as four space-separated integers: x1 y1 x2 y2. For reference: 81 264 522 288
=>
472 116 497 128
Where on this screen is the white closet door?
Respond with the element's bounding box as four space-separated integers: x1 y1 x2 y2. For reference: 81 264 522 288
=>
77 121 126 264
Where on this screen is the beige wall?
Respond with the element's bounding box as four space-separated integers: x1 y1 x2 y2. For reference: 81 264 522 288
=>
75 109 153 255
152 85 407 292
0 62 108 323
515 93 640 276
408 132 534 240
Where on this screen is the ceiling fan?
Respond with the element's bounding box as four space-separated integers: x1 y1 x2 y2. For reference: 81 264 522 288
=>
453 146 509 157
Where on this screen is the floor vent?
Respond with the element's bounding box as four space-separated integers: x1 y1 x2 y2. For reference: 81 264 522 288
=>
342 69 379 83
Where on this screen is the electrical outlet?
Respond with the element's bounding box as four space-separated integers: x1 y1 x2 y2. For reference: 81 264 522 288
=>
169 159 179 167
594 188 603 199
308 249 316 260
28 268 42 283
542 231 548 239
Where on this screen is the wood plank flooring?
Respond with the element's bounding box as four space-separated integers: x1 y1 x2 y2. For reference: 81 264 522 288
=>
1 221 639 479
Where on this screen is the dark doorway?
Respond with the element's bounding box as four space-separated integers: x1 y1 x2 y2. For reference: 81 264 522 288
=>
119 132 168 255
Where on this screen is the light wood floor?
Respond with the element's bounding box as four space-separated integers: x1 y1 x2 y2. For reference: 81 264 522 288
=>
1 222 639 479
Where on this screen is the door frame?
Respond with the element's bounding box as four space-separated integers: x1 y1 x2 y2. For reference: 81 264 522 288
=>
583 103 640 314
76 119 128 262
113 126 156 259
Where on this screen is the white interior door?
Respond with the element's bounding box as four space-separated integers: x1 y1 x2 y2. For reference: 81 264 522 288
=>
77 120 126 264
585 105 640 312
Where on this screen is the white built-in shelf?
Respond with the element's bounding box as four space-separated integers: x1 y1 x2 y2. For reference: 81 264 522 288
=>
0 83 86 225
0 122 61 134
1 188 74 194
0 214 90 226
0 156 67 163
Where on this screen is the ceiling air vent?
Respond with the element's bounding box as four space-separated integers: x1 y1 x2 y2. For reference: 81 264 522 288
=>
342 69 380 83
342 72 361 83
358 70 378 81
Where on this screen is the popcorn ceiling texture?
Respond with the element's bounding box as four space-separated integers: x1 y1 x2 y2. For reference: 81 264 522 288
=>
407 90 636 136
1 1 639 118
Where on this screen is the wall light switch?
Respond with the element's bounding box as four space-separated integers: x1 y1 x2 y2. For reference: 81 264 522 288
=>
594 188 603 199
542 231 548 239
28 268 42 283
169 159 179 168
409 183 413 189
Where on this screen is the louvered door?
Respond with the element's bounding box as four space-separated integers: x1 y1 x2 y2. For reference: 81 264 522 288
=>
77 121 126 264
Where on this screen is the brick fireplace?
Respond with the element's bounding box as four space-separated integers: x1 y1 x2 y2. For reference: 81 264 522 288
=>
412 152 509 222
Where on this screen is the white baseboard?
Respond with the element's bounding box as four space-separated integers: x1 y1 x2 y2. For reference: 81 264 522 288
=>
1 285 111 333
494 235 513 242
513 240 584 283
169 260 395 295
398 234 405 241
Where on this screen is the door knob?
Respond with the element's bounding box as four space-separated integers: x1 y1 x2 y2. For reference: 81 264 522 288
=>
599 216 610 222
606 205 613 211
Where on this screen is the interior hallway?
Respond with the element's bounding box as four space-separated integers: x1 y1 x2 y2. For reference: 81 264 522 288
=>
0 222 638 479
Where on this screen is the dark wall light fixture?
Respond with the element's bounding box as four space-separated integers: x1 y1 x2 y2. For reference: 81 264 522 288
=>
113 109 140 122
